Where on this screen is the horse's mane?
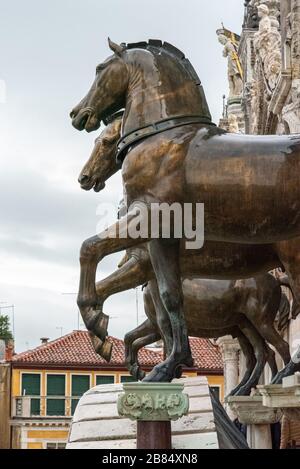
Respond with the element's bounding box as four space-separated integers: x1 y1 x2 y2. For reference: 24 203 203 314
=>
123 39 201 86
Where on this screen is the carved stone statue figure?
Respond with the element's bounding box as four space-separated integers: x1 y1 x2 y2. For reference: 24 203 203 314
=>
228 114 239 133
254 3 281 91
218 34 243 98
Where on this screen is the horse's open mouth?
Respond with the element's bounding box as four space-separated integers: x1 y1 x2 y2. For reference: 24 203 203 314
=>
80 178 105 192
72 109 101 132
93 180 105 192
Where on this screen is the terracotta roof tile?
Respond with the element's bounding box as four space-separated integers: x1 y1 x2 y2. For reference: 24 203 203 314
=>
12 331 223 372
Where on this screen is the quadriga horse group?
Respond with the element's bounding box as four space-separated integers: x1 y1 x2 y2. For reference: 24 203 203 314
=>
70 39 300 392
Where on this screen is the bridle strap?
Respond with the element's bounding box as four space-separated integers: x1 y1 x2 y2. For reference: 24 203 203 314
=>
116 115 215 164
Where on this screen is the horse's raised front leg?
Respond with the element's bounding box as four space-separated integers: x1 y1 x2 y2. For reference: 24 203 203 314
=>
124 319 158 380
78 207 149 357
143 239 193 382
130 333 161 380
95 256 151 306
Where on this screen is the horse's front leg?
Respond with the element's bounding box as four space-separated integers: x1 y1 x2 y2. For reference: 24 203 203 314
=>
95 256 151 305
143 239 193 382
78 208 148 348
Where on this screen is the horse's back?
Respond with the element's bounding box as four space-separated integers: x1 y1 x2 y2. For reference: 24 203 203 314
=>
184 128 300 242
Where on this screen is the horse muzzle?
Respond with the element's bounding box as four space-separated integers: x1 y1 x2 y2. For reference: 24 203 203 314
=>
71 108 101 132
78 174 105 192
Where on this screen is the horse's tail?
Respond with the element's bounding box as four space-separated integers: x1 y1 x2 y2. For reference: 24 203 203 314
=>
277 275 300 321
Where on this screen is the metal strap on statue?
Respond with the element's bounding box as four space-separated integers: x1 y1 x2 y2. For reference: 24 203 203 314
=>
116 114 216 164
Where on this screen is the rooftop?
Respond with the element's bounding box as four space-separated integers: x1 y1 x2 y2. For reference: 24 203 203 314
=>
11 330 223 372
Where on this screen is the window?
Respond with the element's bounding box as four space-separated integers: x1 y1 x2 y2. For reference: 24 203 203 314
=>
96 375 115 385
46 442 66 450
46 374 65 416
120 375 136 383
210 386 220 400
71 375 90 415
21 373 41 416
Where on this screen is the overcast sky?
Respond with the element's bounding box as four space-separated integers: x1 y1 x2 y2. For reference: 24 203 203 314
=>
0 0 244 352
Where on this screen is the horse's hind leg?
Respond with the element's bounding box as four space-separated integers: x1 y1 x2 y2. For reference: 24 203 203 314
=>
266 344 278 379
272 238 300 382
256 321 290 366
235 318 268 396
228 330 256 397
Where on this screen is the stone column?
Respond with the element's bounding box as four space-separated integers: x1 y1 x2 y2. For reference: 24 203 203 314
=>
217 336 240 418
227 394 282 449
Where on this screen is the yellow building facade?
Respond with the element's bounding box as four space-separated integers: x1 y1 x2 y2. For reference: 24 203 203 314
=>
8 332 224 449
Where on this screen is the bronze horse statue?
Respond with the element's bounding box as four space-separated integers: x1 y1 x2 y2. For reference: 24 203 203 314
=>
93 243 293 395
79 117 294 394
126 275 290 396
71 39 300 382
79 115 295 371
92 239 291 395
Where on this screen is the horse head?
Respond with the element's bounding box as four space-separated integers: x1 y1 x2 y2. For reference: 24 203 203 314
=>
70 39 128 132
78 112 122 191
71 39 212 134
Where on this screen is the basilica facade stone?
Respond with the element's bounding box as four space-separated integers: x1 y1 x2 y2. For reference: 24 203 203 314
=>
218 2 300 447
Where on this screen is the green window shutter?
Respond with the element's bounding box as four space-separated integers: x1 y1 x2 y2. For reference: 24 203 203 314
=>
71 375 90 396
71 375 90 415
96 375 115 385
22 373 40 395
21 374 41 416
47 375 65 396
46 375 66 416
120 375 136 383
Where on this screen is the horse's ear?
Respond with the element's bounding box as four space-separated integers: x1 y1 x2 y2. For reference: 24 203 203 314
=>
108 38 125 56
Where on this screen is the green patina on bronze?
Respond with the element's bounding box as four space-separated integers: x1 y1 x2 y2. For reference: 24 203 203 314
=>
117 382 189 421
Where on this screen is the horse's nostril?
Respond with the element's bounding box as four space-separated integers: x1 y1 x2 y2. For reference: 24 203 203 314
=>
78 174 90 185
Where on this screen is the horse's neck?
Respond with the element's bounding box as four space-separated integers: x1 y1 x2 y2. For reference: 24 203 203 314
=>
122 51 205 134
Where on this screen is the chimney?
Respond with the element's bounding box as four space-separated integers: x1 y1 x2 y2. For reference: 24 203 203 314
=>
40 337 49 345
5 340 14 361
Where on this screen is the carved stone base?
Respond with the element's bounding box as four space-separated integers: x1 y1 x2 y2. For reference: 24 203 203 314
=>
226 395 281 449
226 395 282 425
117 382 189 421
258 374 300 409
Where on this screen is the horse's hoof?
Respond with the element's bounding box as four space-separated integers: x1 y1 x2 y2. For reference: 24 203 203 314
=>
181 355 194 368
271 361 300 384
232 386 252 397
142 365 172 383
129 364 145 381
99 339 113 362
93 311 109 340
89 332 104 353
175 366 183 379
137 367 146 380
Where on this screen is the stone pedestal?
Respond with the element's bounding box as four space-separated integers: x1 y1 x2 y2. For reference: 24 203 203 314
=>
258 373 300 409
117 382 189 449
227 395 282 449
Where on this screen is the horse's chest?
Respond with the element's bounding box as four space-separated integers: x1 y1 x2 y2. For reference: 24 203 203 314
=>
122 139 185 201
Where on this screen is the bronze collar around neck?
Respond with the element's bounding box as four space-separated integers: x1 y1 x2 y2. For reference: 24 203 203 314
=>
116 114 216 164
